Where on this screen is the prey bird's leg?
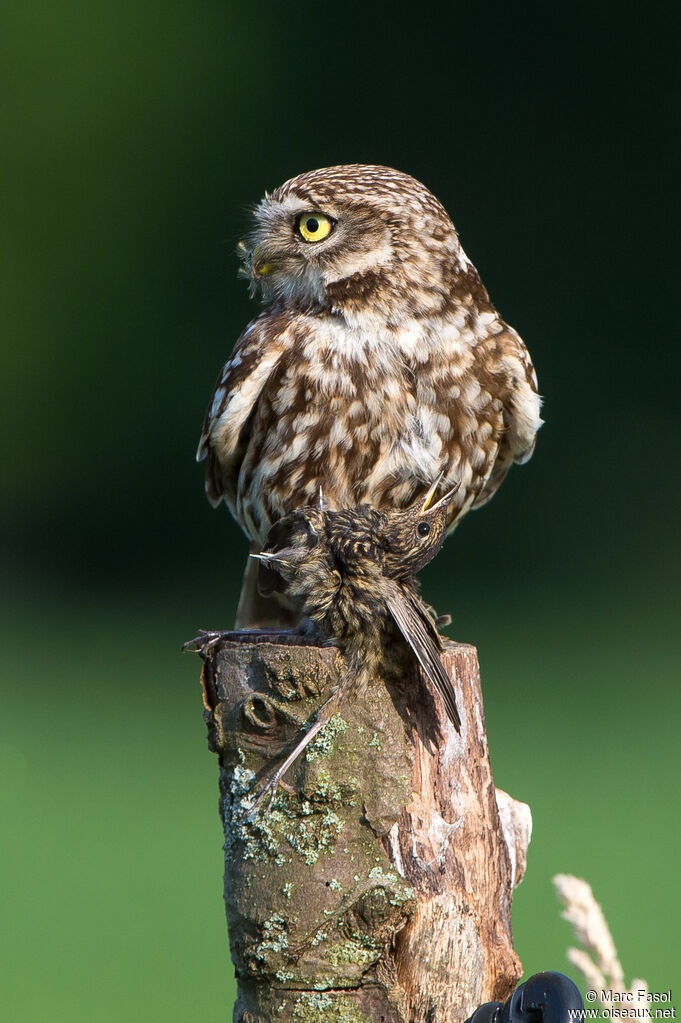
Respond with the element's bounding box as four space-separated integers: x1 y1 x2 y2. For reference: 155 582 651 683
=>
247 688 344 816
182 629 231 654
183 627 300 655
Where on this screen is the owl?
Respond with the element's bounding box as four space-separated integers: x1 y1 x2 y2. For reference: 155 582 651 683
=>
197 164 542 627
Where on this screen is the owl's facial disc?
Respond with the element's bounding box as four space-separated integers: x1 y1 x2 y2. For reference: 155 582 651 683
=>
243 189 397 310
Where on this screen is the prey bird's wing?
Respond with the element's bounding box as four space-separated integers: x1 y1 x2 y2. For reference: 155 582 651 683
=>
385 586 461 731
256 511 323 597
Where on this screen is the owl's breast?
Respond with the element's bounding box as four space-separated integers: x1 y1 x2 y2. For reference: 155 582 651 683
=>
235 317 504 541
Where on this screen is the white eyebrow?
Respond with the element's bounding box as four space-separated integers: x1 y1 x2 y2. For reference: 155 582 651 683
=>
258 194 338 219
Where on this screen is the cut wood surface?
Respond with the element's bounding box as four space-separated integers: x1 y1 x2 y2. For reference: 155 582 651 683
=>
197 632 531 1023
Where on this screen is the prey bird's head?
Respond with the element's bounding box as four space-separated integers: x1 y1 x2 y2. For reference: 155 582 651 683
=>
252 476 458 625
373 476 460 580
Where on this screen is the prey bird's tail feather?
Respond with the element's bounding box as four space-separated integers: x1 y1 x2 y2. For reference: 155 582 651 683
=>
385 587 461 731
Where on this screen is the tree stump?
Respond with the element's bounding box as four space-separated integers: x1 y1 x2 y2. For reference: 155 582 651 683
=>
197 632 531 1023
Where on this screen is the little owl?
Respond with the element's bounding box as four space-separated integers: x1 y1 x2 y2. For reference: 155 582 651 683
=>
197 164 542 627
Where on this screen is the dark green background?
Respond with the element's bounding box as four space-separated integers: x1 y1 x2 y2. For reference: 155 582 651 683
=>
2 2 679 1019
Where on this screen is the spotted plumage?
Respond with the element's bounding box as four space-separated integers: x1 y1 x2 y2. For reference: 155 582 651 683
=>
197 164 541 626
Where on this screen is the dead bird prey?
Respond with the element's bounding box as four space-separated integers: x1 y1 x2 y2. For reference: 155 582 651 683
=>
249 478 461 810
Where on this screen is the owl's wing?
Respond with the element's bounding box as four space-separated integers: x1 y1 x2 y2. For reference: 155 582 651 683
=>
385 585 461 730
196 310 289 513
472 324 542 510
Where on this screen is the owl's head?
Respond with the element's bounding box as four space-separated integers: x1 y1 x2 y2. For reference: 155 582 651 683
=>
239 164 475 322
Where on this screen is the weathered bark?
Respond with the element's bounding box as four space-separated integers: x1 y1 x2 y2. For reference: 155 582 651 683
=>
198 632 530 1023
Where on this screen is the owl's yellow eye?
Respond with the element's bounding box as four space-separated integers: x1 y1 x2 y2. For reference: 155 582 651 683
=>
297 212 335 243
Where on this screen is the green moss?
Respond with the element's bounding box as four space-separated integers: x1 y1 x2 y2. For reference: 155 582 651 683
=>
224 796 288 866
283 806 345 865
291 992 370 1022
323 936 378 969
223 763 278 861
365 866 415 905
292 992 332 1016
224 775 348 867
305 714 348 761
244 914 291 977
367 866 397 882
307 767 357 808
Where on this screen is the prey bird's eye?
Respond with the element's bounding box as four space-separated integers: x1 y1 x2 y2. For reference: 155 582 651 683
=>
417 521 430 537
296 212 335 243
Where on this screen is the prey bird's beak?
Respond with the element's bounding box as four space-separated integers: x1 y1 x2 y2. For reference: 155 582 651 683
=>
250 551 296 571
429 480 461 512
419 474 460 514
420 474 445 513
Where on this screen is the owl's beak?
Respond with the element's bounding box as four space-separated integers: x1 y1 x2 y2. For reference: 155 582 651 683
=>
250 243 276 278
